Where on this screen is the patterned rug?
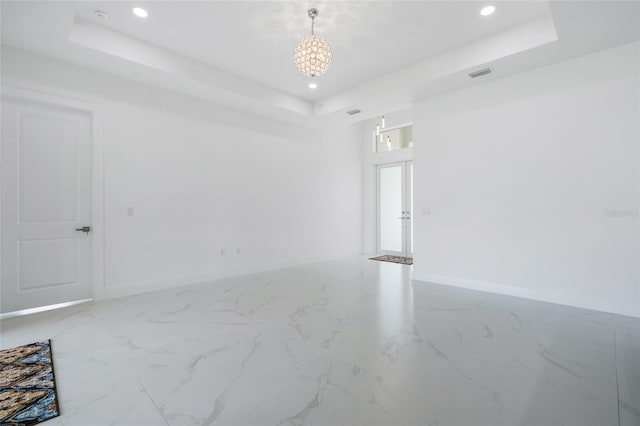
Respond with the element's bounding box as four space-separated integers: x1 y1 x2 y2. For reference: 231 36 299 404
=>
0 340 60 425
369 255 413 265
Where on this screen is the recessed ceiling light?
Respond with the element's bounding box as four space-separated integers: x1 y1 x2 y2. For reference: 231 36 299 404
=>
308 82 318 89
132 7 148 18
480 5 496 16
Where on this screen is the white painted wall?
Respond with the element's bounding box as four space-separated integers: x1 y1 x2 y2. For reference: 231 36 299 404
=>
413 41 640 317
1 47 363 299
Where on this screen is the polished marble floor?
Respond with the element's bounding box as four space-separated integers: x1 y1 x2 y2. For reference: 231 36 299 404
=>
1 256 638 426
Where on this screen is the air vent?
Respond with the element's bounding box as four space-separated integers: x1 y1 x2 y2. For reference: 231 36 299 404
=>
346 109 361 115
469 67 492 78
94 10 108 21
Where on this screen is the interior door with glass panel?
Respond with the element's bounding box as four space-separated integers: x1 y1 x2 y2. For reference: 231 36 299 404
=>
377 161 413 257
1 97 93 313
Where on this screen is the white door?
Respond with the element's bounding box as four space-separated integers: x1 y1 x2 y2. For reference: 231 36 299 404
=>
377 161 413 257
1 98 92 313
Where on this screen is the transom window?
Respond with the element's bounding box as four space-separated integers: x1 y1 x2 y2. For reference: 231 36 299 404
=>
376 125 413 153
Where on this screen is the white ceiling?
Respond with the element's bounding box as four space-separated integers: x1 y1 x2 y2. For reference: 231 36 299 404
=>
1 1 639 126
75 1 550 100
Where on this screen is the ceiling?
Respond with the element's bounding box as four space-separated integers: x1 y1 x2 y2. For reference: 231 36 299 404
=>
1 1 639 127
77 1 550 100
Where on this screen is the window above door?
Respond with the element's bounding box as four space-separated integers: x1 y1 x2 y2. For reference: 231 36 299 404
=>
376 124 413 153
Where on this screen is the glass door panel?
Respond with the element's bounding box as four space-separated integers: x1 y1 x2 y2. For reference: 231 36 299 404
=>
377 161 413 257
378 165 403 253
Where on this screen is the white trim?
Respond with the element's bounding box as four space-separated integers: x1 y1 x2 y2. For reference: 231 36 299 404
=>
94 250 360 301
367 123 413 256
0 298 93 320
375 121 413 139
0 85 106 309
412 272 640 318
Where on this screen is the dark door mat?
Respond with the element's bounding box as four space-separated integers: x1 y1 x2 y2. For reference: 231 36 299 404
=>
0 340 60 425
369 255 413 265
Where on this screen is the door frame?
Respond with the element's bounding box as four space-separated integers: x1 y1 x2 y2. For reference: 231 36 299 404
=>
364 121 413 255
0 85 105 317
376 160 413 257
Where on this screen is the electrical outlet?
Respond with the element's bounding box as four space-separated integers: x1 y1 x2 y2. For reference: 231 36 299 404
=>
127 207 134 216
236 248 241 255
220 249 226 256
440 250 447 261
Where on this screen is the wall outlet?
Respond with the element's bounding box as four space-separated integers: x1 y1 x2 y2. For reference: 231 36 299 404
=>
440 250 447 261
127 207 134 216
236 248 241 255
220 249 226 256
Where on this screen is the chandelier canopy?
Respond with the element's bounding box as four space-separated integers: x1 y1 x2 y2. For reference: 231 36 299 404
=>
293 8 332 78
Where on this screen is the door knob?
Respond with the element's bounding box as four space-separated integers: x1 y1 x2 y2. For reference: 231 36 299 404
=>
75 226 91 234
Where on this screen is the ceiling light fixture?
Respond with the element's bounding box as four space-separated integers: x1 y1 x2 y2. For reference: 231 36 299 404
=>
132 7 148 18
308 82 318 89
375 115 386 142
294 8 332 79
480 5 496 16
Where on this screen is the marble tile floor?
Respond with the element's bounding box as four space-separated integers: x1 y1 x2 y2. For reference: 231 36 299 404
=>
1 255 638 426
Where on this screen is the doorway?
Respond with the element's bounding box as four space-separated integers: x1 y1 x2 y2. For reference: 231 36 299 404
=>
1 96 94 313
377 161 412 258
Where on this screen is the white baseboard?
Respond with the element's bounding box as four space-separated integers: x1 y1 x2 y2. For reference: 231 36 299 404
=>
93 251 361 301
0 298 93 320
412 271 640 318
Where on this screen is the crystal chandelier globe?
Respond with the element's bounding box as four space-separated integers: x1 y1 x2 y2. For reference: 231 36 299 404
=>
294 8 332 78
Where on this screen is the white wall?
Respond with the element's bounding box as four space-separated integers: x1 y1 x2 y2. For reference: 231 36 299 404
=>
1 47 363 298
413 41 640 317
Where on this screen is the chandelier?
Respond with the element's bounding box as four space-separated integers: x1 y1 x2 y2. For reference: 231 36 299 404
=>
293 8 332 78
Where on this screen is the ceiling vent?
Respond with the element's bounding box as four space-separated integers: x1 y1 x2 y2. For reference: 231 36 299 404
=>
94 10 108 21
468 67 492 78
346 109 361 115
